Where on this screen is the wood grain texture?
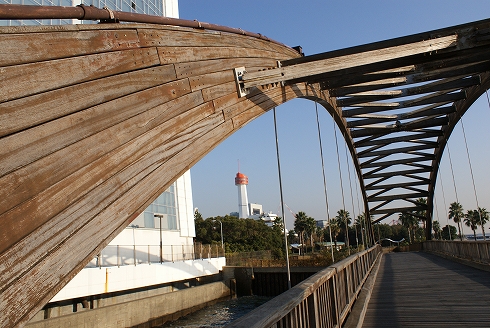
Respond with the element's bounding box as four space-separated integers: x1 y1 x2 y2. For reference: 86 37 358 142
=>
362 252 490 327
0 23 334 328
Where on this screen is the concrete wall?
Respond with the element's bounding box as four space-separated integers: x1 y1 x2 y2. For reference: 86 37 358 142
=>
51 258 226 302
26 281 231 328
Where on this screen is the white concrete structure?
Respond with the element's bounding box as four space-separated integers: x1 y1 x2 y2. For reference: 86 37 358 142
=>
249 203 263 219
235 172 250 219
51 258 225 302
261 212 278 227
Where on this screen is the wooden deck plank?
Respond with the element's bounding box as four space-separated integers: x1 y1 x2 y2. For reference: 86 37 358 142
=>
362 252 490 328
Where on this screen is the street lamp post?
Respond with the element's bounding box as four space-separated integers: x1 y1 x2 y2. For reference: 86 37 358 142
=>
154 214 164 263
213 219 224 249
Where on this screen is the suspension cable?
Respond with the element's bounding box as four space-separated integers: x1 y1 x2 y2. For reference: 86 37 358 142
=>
273 107 291 289
314 102 334 262
438 172 451 241
333 120 350 254
344 142 359 248
434 194 440 238
353 169 366 248
460 118 485 240
447 143 459 204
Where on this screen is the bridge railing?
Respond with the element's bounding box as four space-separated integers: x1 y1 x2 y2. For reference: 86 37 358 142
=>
85 243 224 268
423 240 490 264
226 245 382 328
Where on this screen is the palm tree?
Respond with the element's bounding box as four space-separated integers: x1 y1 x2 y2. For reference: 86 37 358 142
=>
355 213 366 247
477 207 489 241
432 220 442 240
415 197 427 229
328 218 341 250
448 202 464 240
399 211 418 243
335 209 351 249
294 211 316 254
464 209 479 241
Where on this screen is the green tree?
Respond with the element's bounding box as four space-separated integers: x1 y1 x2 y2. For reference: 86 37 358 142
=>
477 207 489 240
399 211 418 243
465 209 479 240
355 213 366 247
448 202 464 240
335 209 351 249
432 220 442 240
294 211 316 254
441 224 457 240
328 219 341 249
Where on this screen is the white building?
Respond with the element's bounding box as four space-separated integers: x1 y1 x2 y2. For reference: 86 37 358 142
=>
235 171 250 219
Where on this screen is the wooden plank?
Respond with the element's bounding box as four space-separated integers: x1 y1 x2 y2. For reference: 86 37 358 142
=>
350 117 448 138
0 64 177 138
0 47 160 103
337 75 480 107
363 253 490 327
0 29 140 67
201 81 237 102
368 191 429 202
366 180 428 191
0 89 206 255
354 131 441 147
1 116 234 328
370 206 420 215
343 91 466 117
242 35 458 88
175 57 279 79
0 79 191 179
358 144 436 158
189 70 235 92
361 156 434 169
0 98 214 285
157 46 293 65
138 28 299 57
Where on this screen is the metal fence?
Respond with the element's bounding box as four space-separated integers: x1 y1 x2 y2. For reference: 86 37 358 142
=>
86 242 224 268
423 240 490 264
226 245 382 328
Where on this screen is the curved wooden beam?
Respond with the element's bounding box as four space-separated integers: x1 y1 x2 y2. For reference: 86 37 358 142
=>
0 22 348 327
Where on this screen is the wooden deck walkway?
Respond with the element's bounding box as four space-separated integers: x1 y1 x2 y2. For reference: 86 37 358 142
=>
362 252 490 327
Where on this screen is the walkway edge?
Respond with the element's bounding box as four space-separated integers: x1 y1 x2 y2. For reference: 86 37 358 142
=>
343 252 383 328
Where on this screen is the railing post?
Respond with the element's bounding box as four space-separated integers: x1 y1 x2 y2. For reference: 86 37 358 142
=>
133 244 137 266
148 245 151 264
171 245 174 262
117 245 120 268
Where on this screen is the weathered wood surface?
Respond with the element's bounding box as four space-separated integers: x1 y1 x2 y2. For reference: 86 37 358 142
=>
362 252 490 327
0 23 336 328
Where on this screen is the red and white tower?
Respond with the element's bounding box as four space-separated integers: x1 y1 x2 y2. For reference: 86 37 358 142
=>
235 171 249 218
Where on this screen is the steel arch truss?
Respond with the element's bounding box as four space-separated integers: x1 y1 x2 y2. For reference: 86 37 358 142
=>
238 18 490 236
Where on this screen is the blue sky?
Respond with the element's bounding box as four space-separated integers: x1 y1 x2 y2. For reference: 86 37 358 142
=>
179 1 490 233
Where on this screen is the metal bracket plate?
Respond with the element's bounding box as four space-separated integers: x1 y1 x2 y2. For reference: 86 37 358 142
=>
234 67 248 98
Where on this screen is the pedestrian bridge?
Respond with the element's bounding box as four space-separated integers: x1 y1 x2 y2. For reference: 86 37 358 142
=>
228 241 490 327
1 5 490 327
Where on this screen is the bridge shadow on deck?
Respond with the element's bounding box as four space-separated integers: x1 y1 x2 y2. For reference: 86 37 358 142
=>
362 252 490 328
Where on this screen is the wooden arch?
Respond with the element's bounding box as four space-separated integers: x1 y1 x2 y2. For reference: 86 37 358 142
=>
1 6 490 326
0 19 356 327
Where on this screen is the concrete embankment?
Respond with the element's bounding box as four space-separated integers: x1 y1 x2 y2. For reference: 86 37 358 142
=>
26 281 231 328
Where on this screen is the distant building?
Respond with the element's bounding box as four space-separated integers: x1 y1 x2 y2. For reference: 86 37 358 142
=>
235 171 250 218
249 203 263 219
261 212 278 227
316 220 329 229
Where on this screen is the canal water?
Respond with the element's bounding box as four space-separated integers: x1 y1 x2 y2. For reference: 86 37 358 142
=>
158 296 271 327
